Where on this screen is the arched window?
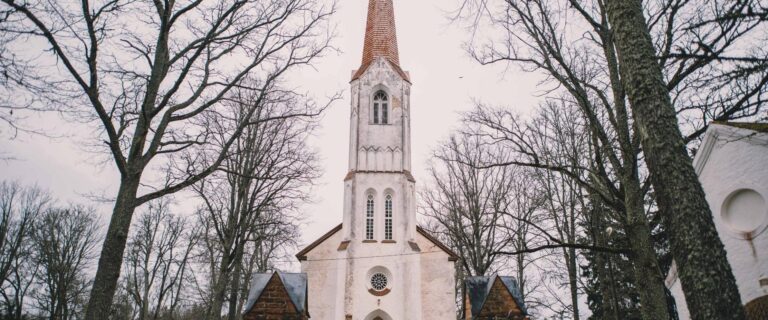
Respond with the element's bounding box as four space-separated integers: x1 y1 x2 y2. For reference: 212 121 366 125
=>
366 194 375 240
373 90 389 124
384 194 393 240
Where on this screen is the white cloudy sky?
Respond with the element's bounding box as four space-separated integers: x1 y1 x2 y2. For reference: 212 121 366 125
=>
0 0 541 266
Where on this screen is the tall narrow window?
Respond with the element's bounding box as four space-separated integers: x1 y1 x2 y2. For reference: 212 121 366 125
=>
366 194 375 240
373 91 388 124
373 103 379 124
382 101 388 124
385 194 393 240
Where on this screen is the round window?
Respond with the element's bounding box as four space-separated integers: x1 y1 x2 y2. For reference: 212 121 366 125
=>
722 189 767 234
370 273 388 291
366 266 392 296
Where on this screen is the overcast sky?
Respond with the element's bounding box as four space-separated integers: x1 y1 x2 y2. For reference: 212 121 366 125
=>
0 0 541 267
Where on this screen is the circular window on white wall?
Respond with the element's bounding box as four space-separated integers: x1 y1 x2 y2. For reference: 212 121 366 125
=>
722 189 767 235
366 266 392 296
370 273 388 291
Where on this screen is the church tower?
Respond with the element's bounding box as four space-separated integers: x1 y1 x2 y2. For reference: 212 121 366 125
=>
297 1 458 319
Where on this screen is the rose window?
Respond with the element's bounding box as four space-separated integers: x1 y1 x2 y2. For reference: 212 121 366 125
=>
370 273 388 291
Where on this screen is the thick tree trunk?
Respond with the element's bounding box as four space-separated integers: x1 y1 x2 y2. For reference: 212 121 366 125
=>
604 0 745 319
84 177 140 320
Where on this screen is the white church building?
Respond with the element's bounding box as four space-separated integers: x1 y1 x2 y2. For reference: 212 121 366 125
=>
665 122 768 319
295 0 460 319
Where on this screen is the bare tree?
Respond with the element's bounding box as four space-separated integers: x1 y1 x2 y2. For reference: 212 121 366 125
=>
0 238 39 320
422 131 565 317
0 22 34 138
494 168 548 314
0 182 49 285
0 181 50 318
422 132 518 277
453 0 766 318
464 100 665 318
193 86 321 320
603 0 748 318
0 1 336 317
646 0 768 142
121 198 197 320
537 169 586 320
31 206 99 320
228 209 302 320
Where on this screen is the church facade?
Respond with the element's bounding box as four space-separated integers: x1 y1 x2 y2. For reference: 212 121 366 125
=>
295 0 459 319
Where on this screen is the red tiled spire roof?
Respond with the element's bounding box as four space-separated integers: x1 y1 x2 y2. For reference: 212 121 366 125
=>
352 0 409 82
362 0 399 67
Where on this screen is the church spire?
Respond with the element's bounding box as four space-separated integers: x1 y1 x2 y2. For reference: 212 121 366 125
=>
361 0 400 67
353 0 409 81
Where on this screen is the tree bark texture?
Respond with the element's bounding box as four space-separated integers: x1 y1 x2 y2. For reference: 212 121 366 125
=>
84 177 140 320
604 0 745 318
623 179 672 320
227 252 244 320
208 243 235 320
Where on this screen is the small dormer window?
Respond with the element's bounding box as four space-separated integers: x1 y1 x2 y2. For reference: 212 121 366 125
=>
373 90 389 124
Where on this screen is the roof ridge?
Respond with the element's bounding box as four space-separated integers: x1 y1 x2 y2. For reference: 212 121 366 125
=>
712 121 768 133
276 272 308 315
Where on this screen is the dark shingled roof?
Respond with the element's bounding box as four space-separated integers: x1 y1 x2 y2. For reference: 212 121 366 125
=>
464 275 528 317
713 121 768 133
296 224 459 261
243 272 308 316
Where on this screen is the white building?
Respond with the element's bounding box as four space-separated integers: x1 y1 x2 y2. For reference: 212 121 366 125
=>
295 0 459 319
665 122 768 319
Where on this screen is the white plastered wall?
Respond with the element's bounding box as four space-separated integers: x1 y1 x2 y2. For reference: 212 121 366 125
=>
416 234 458 320
666 125 768 319
301 230 342 320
